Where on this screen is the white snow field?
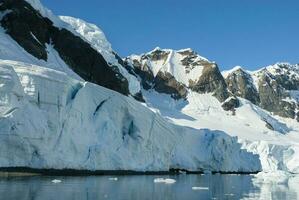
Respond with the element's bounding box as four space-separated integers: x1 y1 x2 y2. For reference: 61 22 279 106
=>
0 60 260 172
142 89 299 173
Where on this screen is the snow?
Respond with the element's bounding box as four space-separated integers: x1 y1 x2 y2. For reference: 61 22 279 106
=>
59 16 140 95
1 3 140 95
25 0 63 27
1 0 299 175
142 89 299 173
0 60 261 172
221 65 244 78
127 48 211 86
0 27 82 80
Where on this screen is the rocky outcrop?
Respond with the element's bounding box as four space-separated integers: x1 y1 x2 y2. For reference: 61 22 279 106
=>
224 63 299 120
189 63 229 102
126 48 229 102
221 97 240 112
258 70 297 119
154 71 188 99
0 0 130 95
225 67 259 105
124 49 188 99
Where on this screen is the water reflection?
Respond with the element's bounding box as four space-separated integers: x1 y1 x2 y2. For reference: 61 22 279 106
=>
0 174 297 200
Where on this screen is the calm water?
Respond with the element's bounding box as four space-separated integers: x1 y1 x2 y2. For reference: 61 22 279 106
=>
0 174 298 200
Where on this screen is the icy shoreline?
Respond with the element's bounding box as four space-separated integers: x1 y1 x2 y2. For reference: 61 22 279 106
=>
0 167 261 176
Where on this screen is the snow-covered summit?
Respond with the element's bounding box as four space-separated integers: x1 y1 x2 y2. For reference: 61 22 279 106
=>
24 0 62 26
127 48 213 86
223 62 299 119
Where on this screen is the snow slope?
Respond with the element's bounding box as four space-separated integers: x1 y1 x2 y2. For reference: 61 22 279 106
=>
0 60 260 172
142 89 299 173
0 27 82 80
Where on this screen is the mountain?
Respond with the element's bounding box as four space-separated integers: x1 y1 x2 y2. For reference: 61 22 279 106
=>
0 0 299 174
125 48 228 101
224 63 299 120
0 0 141 98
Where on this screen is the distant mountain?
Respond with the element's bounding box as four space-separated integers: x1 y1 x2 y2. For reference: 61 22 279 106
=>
0 0 299 174
126 48 299 121
224 63 299 120
125 48 228 101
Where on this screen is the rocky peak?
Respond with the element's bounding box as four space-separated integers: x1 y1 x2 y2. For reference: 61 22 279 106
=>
261 63 299 90
224 66 259 104
126 48 229 102
224 63 299 120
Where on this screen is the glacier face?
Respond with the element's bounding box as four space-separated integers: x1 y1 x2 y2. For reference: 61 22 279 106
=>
0 60 261 172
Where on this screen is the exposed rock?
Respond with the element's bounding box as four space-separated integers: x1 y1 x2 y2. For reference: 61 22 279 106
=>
124 53 188 99
189 63 229 102
221 97 240 111
154 71 188 99
258 71 296 119
224 64 299 120
270 63 299 90
225 68 260 105
0 0 129 95
264 120 274 131
127 48 229 102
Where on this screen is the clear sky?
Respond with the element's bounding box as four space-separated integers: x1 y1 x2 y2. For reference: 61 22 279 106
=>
42 0 299 70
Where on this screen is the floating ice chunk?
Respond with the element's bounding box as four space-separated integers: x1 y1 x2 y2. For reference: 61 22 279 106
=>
108 177 118 181
224 193 234 196
154 178 176 184
192 187 209 190
51 179 62 183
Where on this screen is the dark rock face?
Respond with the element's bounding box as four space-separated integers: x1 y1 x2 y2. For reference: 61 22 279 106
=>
127 49 230 102
225 64 299 119
221 97 240 112
271 63 299 90
177 49 210 74
225 68 260 105
127 58 188 99
154 71 188 99
258 72 297 119
263 119 274 131
124 50 188 99
189 63 229 102
0 0 130 95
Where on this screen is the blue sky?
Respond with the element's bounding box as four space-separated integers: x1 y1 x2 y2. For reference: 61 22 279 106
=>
42 0 299 70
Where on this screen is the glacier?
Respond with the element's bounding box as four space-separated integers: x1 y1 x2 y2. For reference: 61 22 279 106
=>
0 60 261 172
0 0 299 176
